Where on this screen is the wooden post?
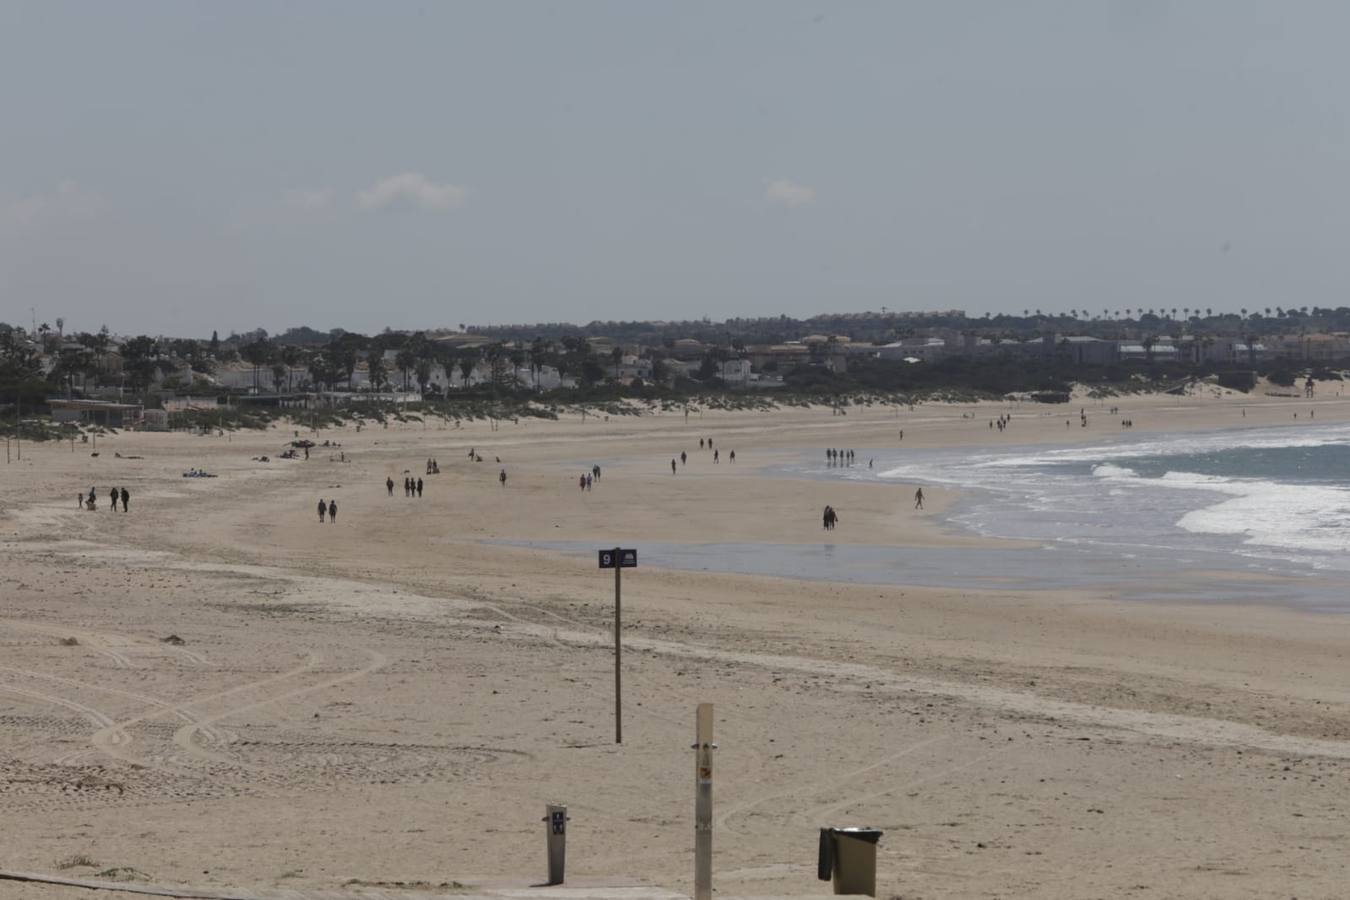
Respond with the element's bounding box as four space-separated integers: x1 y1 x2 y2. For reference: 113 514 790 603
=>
614 547 622 744
694 703 713 900
545 803 567 884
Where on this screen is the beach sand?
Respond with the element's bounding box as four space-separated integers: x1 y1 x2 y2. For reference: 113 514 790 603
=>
3 389 1350 898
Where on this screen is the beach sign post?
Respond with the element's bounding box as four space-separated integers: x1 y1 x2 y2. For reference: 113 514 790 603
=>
543 803 568 884
694 702 714 900
598 547 637 743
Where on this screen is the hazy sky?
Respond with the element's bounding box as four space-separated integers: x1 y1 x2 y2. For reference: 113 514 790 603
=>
3 1 1348 337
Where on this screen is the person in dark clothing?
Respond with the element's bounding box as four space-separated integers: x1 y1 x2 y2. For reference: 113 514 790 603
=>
386 477 394 496
318 499 326 523
416 478 423 497
680 451 687 465
328 499 337 522
120 488 129 512
499 469 507 487
671 458 677 474
109 488 118 510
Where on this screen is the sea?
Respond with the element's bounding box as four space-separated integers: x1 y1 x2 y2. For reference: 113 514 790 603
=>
853 422 1350 572
500 422 1350 611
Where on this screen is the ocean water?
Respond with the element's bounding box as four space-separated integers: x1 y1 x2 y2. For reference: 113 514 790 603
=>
493 422 1350 611
806 422 1350 575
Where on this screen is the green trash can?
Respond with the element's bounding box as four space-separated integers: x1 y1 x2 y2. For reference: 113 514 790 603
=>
818 827 883 896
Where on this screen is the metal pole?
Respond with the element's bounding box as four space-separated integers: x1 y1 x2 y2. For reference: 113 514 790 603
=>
614 547 622 744
694 702 713 900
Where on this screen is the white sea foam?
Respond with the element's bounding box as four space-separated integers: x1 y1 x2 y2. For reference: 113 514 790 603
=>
870 421 1350 568
1171 477 1350 554
968 422 1350 470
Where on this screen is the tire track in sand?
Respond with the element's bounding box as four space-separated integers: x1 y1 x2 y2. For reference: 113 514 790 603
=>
171 647 387 769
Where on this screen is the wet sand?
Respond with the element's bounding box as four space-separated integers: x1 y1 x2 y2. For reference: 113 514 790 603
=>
4 390 1350 898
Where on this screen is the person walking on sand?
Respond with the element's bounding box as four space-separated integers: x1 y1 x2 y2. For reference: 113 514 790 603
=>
671 458 677 474
914 488 925 510
328 499 337 522
713 449 719 463
109 488 118 510
318 499 326 523
87 487 96 511
499 469 507 488
120 487 129 513
680 451 687 466
729 450 735 463
416 477 423 498
386 477 394 497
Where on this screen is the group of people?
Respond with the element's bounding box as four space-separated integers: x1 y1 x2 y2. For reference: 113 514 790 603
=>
317 498 337 522
389 476 424 497
822 504 839 530
83 487 129 512
990 413 1013 432
671 440 735 473
826 448 856 465
425 458 440 474
578 464 601 491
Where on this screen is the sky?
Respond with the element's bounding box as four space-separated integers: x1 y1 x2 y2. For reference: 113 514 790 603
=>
2 1 1349 338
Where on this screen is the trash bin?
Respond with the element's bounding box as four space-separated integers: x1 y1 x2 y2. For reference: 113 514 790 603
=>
818 827 883 896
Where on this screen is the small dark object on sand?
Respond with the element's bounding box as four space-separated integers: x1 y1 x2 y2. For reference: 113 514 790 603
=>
59 637 80 646
161 634 186 645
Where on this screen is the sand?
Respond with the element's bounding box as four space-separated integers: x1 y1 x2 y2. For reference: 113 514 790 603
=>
3 389 1350 899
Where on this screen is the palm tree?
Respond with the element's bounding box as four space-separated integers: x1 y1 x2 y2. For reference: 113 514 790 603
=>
530 337 547 391
458 349 478 388
509 349 526 388
395 348 416 391
281 345 304 392
367 354 387 392
307 351 334 392
240 338 273 393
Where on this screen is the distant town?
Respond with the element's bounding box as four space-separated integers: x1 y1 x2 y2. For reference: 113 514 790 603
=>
3 306 1348 433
